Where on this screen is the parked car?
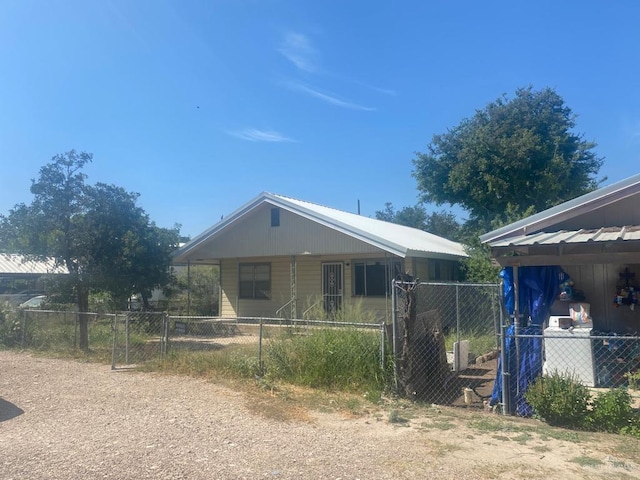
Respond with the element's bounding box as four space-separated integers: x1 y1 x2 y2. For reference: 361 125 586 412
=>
19 295 47 309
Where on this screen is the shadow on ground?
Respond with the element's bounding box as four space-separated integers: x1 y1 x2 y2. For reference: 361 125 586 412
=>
0 397 24 422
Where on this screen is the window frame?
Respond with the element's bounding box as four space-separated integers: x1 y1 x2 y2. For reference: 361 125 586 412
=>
270 207 280 227
238 263 271 300
352 258 403 297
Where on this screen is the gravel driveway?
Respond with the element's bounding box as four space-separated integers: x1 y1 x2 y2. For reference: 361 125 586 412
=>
0 350 475 480
2 350 639 480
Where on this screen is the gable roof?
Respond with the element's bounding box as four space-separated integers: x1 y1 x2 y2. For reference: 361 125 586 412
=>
174 192 467 263
480 173 640 245
0 254 68 276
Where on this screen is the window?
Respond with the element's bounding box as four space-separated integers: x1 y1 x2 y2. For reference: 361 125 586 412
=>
428 259 458 281
414 258 459 281
270 207 280 227
239 263 271 299
353 259 402 296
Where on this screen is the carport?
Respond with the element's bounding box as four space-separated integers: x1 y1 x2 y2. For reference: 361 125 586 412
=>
480 173 640 414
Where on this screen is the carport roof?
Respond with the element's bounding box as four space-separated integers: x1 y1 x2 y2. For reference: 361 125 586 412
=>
490 226 640 248
480 173 640 245
480 173 640 266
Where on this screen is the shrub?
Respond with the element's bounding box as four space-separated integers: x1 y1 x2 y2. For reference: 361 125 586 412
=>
624 370 640 390
588 388 635 433
524 372 591 428
0 302 23 347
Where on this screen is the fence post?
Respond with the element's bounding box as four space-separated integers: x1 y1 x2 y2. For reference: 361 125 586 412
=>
74 311 78 349
111 313 118 370
258 318 264 373
455 284 461 345
162 312 169 357
379 322 386 371
20 310 26 348
499 298 512 415
390 280 399 392
125 312 130 365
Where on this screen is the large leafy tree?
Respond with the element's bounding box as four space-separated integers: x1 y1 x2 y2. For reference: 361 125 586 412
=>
0 151 181 349
413 86 604 231
375 202 462 241
164 265 220 316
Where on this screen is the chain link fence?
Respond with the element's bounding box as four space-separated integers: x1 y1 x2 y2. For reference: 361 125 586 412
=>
8 310 386 389
9 289 638 415
501 326 640 416
390 281 502 408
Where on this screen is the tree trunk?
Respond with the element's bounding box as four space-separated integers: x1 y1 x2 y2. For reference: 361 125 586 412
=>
397 282 450 401
77 287 90 351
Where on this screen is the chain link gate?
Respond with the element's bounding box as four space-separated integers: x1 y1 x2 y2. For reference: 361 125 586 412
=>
111 312 169 369
391 281 502 407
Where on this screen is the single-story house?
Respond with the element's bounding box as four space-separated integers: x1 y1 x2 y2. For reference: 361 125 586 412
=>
173 192 467 321
0 253 68 306
480 172 640 333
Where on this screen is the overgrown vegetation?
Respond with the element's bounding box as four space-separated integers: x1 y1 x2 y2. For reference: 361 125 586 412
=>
301 296 379 323
264 326 389 394
525 373 640 437
0 302 22 347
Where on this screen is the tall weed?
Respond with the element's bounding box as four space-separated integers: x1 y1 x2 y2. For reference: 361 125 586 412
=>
265 326 389 394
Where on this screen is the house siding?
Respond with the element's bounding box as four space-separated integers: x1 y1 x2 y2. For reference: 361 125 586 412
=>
551 195 640 231
219 253 405 322
219 257 290 318
190 204 382 260
553 262 640 333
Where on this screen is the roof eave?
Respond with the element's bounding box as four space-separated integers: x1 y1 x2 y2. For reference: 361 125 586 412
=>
480 173 640 245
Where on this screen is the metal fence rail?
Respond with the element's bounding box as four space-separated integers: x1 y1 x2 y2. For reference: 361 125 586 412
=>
10 287 638 417
501 329 640 416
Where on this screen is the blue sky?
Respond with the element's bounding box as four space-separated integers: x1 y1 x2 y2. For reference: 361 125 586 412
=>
1 1 639 239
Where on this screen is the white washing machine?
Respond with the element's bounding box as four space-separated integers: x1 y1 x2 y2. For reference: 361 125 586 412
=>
543 314 595 387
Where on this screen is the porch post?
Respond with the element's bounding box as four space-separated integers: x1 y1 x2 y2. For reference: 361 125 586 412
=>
290 255 297 319
513 264 521 404
187 260 191 316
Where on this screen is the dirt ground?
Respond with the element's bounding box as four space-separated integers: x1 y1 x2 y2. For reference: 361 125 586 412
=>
1 350 640 480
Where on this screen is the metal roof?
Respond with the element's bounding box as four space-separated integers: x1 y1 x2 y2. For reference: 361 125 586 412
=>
490 226 640 248
0 254 68 275
480 173 640 244
175 192 467 261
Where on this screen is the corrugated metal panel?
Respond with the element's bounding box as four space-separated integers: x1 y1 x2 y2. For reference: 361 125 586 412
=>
272 194 467 258
175 192 467 263
480 173 640 244
491 226 640 247
0 254 68 275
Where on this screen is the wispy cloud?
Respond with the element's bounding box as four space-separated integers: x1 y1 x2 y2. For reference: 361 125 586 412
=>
226 128 296 143
279 32 318 73
285 81 376 112
347 78 397 97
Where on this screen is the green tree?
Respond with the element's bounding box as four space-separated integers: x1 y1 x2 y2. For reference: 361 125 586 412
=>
165 265 220 316
0 151 181 349
413 86 604 231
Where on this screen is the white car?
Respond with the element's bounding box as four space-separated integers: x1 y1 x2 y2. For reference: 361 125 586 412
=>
19 295 46 309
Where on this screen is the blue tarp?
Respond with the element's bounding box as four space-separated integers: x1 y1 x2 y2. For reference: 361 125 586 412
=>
491 266 569 415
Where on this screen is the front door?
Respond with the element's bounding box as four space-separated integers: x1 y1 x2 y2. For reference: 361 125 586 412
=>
322 262 343 315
